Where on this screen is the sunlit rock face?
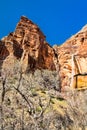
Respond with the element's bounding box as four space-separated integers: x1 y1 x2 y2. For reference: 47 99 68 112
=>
1 16 56 72
0 16 87 129
1 16 87 90
54 25 87 90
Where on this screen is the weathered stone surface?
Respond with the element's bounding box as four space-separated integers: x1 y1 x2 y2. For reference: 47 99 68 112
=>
1 16 56 72
0 15 75 91
1 16 87 90
0 41 9 60
54 25 87 90
0 16 87 129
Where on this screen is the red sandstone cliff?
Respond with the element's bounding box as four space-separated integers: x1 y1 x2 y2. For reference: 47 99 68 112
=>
0 17 87 129
0 16 56 73
54 25 87 90
1 16 87 90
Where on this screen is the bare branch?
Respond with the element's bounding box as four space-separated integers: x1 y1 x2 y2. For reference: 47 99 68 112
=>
13 86 34 114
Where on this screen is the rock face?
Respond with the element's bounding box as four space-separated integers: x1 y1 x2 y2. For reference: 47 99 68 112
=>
1 16 56 73
0 16 87 129
1 16 87 90
54 25 87 90
0 16 87 89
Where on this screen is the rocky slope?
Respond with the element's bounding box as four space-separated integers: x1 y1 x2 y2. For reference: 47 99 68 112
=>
0 16 87 129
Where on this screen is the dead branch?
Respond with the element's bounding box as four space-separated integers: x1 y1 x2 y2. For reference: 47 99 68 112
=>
13 86 34 114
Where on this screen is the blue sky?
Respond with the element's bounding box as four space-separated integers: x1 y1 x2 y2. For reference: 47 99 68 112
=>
0 0 87 46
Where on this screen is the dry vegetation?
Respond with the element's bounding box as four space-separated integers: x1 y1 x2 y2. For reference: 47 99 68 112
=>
0 60 87 130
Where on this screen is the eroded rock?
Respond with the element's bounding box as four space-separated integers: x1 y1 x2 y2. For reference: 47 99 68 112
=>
1 16 56 72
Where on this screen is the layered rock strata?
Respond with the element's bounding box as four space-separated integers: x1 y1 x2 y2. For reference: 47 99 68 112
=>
0 16 56 73
55 25 87 90
1 16 87 90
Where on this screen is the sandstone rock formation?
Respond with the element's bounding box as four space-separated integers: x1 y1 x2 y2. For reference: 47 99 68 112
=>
1 16 87 90
0 16 87 129
54 25 87 90
1 16 56 73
